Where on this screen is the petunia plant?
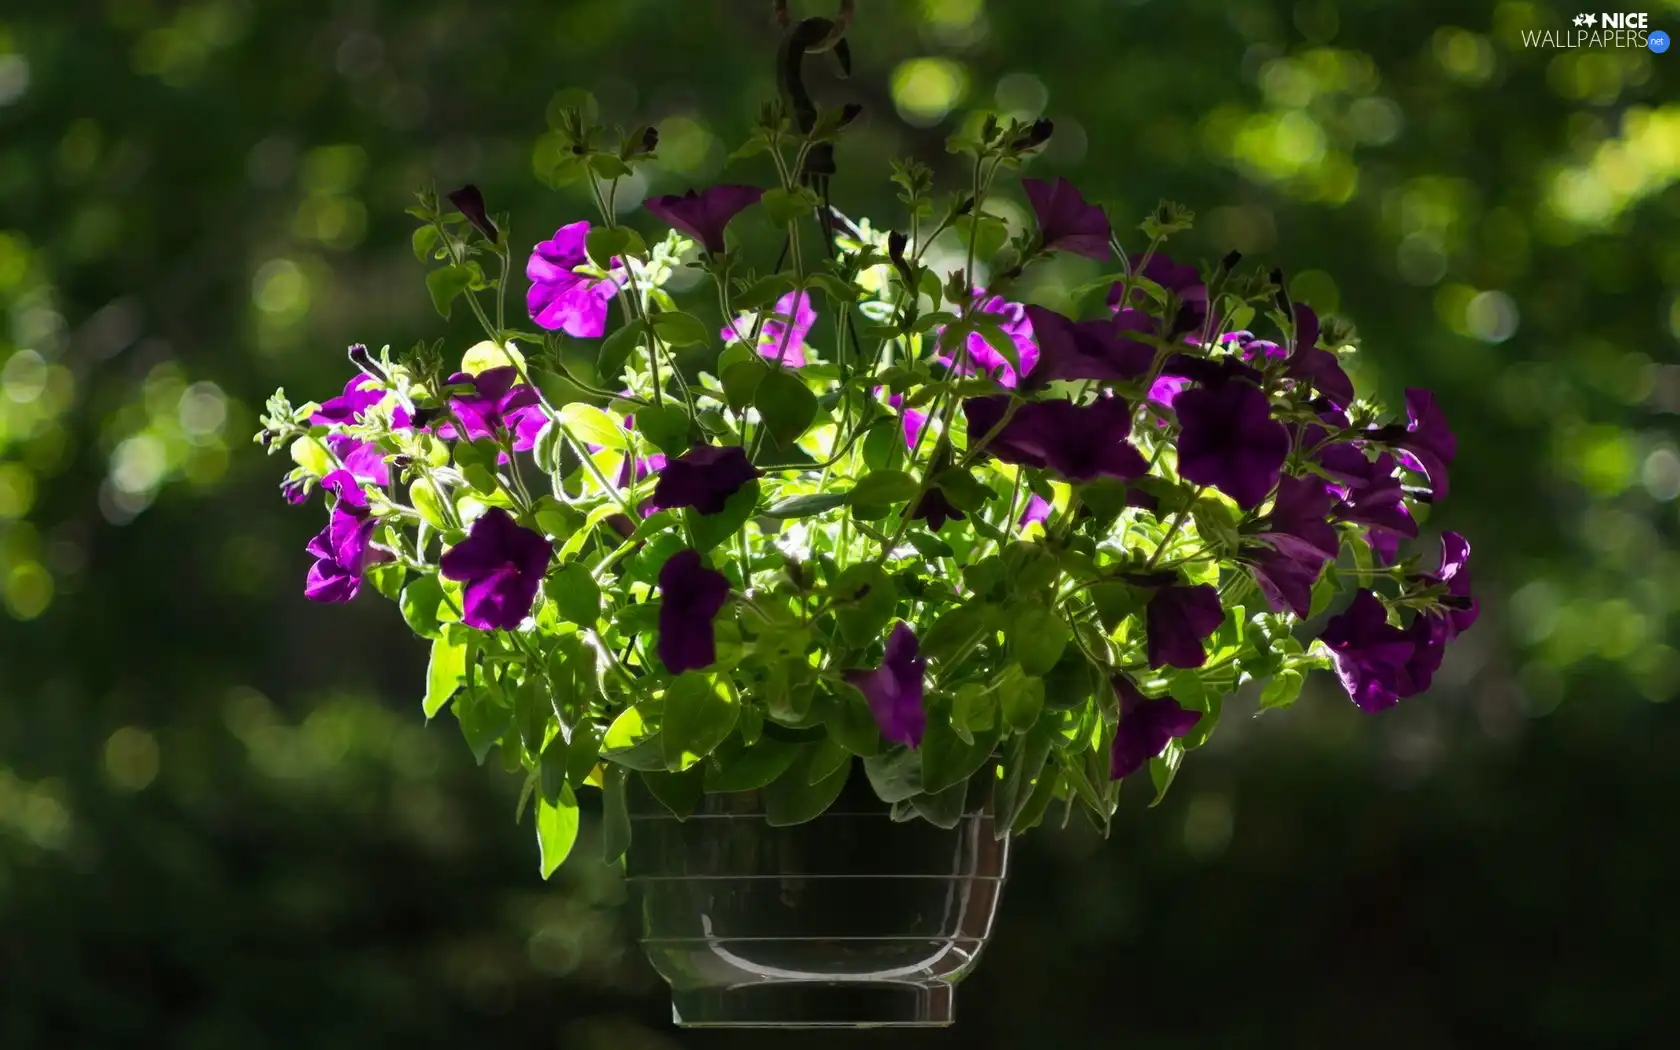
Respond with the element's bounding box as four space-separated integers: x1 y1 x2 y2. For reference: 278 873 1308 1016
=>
256 97 1477 877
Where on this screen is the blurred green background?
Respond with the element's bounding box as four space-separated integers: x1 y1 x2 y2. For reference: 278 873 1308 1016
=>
3 0 1678 1046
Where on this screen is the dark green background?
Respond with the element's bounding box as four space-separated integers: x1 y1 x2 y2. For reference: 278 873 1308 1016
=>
2 1 1677 1046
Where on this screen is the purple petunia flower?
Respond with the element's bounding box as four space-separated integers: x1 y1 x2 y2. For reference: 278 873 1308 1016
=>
280 476 311 505
643 185 766 255
1283 305 1355 408
1416 531 1479 640
527 221 621 338
963 395 1148 483
439 367 546 453
908 487 965 531
650 444 763 515
1144 582 1225 669
438 507 554 631
1019 492 1052 528
1319 589 1417 712
1110 253 1208 327
325 433 391 487
1319 446 1418 543
1223 329 1285 361
937 292 1039 388
1247 546 1323 619
1244 474 1340 617
657 549 731 674
1388 388 1457 499
1023 305 1154 385
1108 674 1202 780
303 473 391 603
885 391 929 450
446 184 499 242
1022 177 1112 260
311 374 386 426
1174 379 1290 510
845 622 928 748
721 290 818 368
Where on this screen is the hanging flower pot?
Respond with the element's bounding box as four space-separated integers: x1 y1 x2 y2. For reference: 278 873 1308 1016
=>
253 0 1478 1032
625 766 1006 1027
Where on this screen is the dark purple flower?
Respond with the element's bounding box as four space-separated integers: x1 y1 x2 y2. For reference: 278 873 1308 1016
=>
908 487 965 531
1023 177 1112 260
963 395 1148 483
1223 329 1285 361
1247 545 1322 618
1389 389 1457 499
311 375 386 425
1284 306 1355 408
1320 447 1418 541
527 222 621 338
1319 589 1417 712
722 290 817 368
438 507 554 631
280 476 310 505
1144 582 1224 669
656 548 731 674
1024 305 1154 384
1255 474 1339 564
446 184 498 242
303 473 391 604
1416 531 1478 639
1108 674 1201 780
439 367 545 451
1110 253 1208 327
650 444 763 515
845 622 928 748
643 184 766 255
937 292 1038 388
1019 492 1052 528
1175 380 1290 510
618 452 668 490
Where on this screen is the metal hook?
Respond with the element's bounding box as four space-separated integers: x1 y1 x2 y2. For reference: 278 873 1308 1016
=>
774 0 855 53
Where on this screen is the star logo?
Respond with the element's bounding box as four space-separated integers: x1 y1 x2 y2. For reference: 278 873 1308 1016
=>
1574 13 1587 25
1584 13 1598 26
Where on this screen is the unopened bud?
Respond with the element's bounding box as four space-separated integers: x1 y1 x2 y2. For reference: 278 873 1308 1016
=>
838 103 863 128
1014 118 1054 150
347 343 388 382
1219 249 1242 273
445 184 499 243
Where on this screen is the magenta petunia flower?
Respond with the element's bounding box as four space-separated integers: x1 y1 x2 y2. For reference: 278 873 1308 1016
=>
1174 379 1290 510
885 391 929 450
325 433 391 487
722 290 817 368
1320 588 1417 712
1223 329 1284 361
311 374 386 426
1019 492 1052 528
643 185 766 255
1108 674 1202 780
1143 582 1224 669
1023 177 1112 260
937 292 1039 388
303 472 391 603
526 221 620 338
439 367 546 453
845 622 928 748
438 507 554 631
1023 304 1153 384
650 444 762 515
963 395 1148 483
656 549 731 674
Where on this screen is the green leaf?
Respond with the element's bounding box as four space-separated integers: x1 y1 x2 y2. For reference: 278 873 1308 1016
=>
846 470 919 507
454 685 511 765
953 213 1010 259
907 531 954 560
660 673 739 771
400 576 445 639
760 186 821 226
920 708 1001 794
600 705 668 771
687 480 759 554
641 765 706 819
1308 567 1338 619
632 401 692 456
721 359 769 413
585 225 632 270
734 272 797 311
424 636 467 717
536 782 580 878
539 732 569 805
543 562 600 625
409 479 450 531
1147 740 1185 806
411 225 441 262
557 402 626 449
832 564 897 647
911 780 970 829
597 319 648 385
565 721 603 788
996 666 1045 731
764 492 851 519
753 369 818 447
994 726 1053 836
1011 764 1062 834
862 746 923 803
704 735 800 792
650 310 711 348
1007 603 1071 676
821 687 883 756
805 737 852 786
805 271 859 304
971 321 1021 375
763 742 851 826
601 765 632 864
1002 542 1060 594
1259 669 1305 712
921 603 992 665
426 264 476 320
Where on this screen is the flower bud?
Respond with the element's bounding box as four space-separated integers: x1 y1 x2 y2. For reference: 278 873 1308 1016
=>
839 103 863 127
445 184 499 243
1219 249 1242 273
1013 118 1054 150
640 126 660 153
347 343 387 382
